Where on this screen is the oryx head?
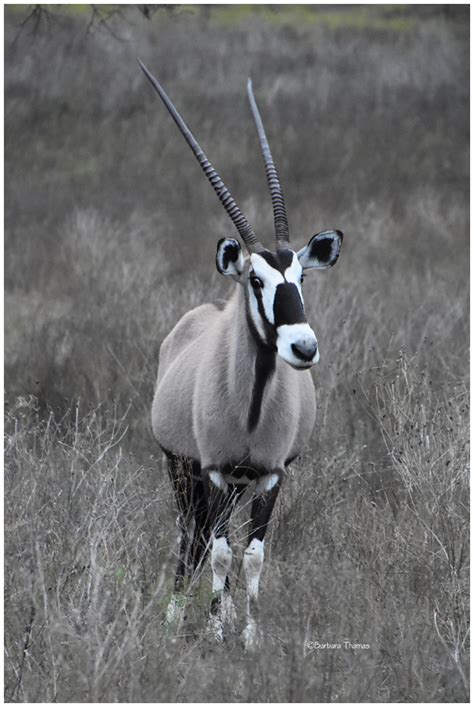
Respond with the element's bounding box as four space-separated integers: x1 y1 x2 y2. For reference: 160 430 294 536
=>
139 61 343 369
216 233 342 368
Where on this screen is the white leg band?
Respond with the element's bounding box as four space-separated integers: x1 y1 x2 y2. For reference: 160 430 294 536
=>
208 470 228 493
242 538 265 650
211 536 232 593
243 538 264 598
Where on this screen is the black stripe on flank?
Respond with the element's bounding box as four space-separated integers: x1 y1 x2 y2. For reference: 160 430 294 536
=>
248 348 276 432
273 283 305 327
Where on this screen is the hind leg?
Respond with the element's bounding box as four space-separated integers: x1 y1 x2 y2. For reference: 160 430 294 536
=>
164 453 200 628
188 476 209 578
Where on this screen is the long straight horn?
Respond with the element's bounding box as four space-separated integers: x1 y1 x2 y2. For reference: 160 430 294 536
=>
138 59 263 253
247 79 290 249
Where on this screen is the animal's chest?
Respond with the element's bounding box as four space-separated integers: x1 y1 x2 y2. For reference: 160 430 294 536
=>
193 367 316 469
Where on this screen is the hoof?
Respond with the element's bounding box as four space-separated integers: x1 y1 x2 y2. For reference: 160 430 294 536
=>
164 594 186 634
242 618 261 652
206 613 224 644
221 592 237 633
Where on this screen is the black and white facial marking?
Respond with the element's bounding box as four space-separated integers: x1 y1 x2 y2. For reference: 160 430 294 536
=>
216 230 343 369
247 248 318 369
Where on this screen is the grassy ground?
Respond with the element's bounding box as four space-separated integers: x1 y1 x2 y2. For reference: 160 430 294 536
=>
4 4 469 702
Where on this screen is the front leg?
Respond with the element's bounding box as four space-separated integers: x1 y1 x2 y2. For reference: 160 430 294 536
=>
202 469 238 643
243 470 282 650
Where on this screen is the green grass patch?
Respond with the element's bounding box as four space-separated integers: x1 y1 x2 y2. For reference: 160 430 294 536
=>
210 4 415 33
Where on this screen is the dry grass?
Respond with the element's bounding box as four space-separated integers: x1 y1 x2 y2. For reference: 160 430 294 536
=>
4 4 469 702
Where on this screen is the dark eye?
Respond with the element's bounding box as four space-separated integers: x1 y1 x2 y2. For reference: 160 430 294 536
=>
300 274 306 284
250 276 264 290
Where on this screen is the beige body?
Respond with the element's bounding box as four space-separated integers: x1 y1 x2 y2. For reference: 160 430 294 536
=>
152 284 316 472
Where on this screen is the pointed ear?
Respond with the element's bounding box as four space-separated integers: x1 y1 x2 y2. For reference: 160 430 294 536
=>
297 230 343 270
216 238 245 279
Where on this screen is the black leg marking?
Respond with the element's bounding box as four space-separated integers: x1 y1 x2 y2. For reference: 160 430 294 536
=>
201 472 244 540
241 470 283 649
165 452 204 590
189 483 210 574
249 470 283 543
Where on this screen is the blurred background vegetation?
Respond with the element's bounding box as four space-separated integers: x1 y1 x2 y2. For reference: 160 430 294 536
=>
5 3 468 422
4 4 469 702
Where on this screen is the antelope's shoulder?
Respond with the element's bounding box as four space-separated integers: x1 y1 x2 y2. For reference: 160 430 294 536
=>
159 301 224 362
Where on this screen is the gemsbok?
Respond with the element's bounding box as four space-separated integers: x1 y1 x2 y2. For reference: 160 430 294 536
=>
139 60 343 649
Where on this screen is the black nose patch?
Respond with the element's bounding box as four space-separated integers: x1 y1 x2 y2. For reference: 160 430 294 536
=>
273 283 306 327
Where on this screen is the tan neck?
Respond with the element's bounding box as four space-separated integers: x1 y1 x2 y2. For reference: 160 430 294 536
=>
223 284 276 433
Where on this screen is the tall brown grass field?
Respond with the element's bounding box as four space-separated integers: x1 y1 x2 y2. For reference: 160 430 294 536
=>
4 4 469 702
